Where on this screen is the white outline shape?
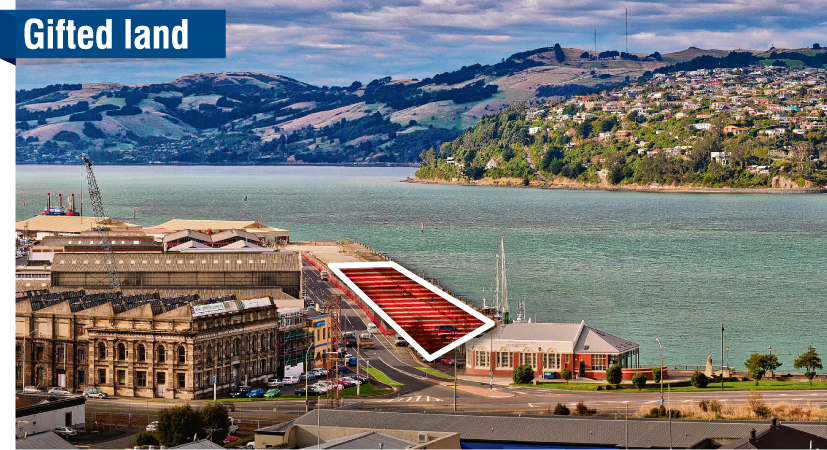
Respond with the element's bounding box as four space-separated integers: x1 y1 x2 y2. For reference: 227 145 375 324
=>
328 261 495 361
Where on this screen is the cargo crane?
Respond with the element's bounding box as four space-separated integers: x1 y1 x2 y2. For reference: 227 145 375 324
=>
81 156 120 290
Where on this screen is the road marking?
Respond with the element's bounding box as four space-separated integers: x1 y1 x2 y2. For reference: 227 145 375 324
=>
644 400 659 404
514 391 526 395
528 403 535 407
383 396 443 403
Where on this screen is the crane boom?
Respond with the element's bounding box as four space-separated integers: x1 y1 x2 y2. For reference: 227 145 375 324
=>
81 156 120 290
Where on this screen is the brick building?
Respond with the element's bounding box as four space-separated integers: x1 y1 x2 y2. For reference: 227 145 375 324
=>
464 321 660 380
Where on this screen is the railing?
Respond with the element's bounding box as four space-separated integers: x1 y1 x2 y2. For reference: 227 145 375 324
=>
667 364 732 371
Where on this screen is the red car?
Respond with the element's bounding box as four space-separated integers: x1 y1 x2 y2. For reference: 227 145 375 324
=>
223 435 240 444
440 358 455 366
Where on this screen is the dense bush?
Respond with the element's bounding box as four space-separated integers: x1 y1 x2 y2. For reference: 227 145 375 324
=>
575 401 596 416
690 371 709 388
52 130 81 143
561 368 573 384
553 403 570 415
631 373 647 390
512 364 535 384
605 364 622 386
652 367 662 383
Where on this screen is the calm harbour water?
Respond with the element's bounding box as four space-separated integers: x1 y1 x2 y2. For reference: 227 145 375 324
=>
15 165 827 368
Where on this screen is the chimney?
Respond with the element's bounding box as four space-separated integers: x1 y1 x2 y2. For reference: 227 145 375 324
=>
749 428 756 440
771 416 777 428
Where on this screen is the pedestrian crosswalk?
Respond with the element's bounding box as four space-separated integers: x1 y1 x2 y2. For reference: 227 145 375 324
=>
382 396 444 402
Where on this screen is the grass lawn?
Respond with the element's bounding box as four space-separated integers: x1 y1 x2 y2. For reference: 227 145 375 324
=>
516 380 827 392
415 366 454 379
340 384 393 397
366 368 403 386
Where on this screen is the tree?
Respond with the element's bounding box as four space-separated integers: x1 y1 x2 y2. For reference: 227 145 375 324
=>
631 373 647 390
580 51 590 59
561 368 573 384
690 371 709 388
200 402 229 444
553 43 566 63
744 353 781 385
793 345 823 385
134 431 160 447
605 364 622 386
652 367 662 384
814 43 822 50
157 404 204 447
513 364 535 384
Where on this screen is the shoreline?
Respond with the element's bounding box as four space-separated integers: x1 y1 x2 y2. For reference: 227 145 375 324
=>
404 177 827 194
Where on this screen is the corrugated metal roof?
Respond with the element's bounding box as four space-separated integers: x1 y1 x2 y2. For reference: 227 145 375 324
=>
15 431 78 449
15 215 141 233
168 241 212 250
170 439 225 449
156 219 288 236
50 252 301 272
575 327 639 353
281 410 827 449
491 322 583 342
163 229 212 243
317 431 415 449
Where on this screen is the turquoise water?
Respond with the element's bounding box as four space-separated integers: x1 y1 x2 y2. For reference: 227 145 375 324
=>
15 165 827 368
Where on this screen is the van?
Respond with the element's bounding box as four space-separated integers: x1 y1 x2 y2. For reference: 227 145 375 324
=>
394 334 407 346
366 323 379 334
320 270 328 281
359 332 375 349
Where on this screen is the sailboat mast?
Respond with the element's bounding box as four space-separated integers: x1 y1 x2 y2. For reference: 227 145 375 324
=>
494 255 500 311
501 236 509 324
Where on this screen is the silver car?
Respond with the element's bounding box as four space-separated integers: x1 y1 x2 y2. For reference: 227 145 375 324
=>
48 387 72 396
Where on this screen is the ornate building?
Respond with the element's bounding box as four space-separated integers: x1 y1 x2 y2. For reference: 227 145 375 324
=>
15 289 282 400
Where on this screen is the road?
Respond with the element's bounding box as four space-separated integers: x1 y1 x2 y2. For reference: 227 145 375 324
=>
85 261 827 421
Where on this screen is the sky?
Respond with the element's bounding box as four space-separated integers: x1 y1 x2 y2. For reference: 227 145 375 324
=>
15 0 827 89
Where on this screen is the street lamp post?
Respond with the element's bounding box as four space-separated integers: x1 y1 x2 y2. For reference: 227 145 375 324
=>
726 346 730 375
304 345 314 413
21 329 38 390
721 323 725 391
622 401 630 450
655 338 663 405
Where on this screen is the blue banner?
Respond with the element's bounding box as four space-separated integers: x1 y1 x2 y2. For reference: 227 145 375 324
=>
0 10 225 59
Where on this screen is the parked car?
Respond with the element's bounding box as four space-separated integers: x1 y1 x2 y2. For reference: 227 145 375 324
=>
337 365 350 373
310 382 329 393
246 388 265 398
339 379 355 388
219 402 235 412
440 357 455 366
267 378 284 387
22 386 40 394
53 426 77 437
367 323 379 333
83 387 108 398
146 421 158 431
352 374 370 383
299 372 316 381
345 354 358 366
342 377 362 386
47 387 72 396
295 386 324 396
229 386 253 398
223 435 240 444
282 376 300 385
264 388 281 398
394 334 408 346
316 368 328 377
319 380 342 391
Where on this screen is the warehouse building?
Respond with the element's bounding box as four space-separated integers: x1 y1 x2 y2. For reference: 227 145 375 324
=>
49 251 303 299
15 289 282 400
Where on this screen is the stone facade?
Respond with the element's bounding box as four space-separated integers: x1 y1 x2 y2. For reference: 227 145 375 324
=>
15 290 280 400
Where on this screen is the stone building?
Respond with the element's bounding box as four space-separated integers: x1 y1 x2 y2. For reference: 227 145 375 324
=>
15 289 281 400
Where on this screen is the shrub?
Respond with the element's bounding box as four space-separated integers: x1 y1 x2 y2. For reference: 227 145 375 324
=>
754 405 771 418
709 400 722 413
605 364 622 386
631 373 647 391
804 371 816 385
553 403 570 415
690 371 709 388
699 399 710 412
575 401 596 416
561 368 573 384
512 364 534 384
745 390 766 416
134 431 159 447
645 405 680 418
652 367 662 383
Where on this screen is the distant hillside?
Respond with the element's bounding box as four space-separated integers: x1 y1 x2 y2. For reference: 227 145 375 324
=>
18 45 814 165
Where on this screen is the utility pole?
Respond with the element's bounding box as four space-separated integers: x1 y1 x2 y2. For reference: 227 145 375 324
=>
656 338 663 406
721 323 725 390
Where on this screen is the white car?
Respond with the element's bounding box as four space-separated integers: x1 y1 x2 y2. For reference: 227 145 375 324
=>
342 377 362 386
311 382 330 393
366 323 379 333
146 421 158 431
282 375 300 385
53 426 77 437
48 387 72 396
22 386 40 394
266 378 284 387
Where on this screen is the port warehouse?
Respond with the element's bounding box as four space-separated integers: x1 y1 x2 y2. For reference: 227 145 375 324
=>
255 409 827 449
